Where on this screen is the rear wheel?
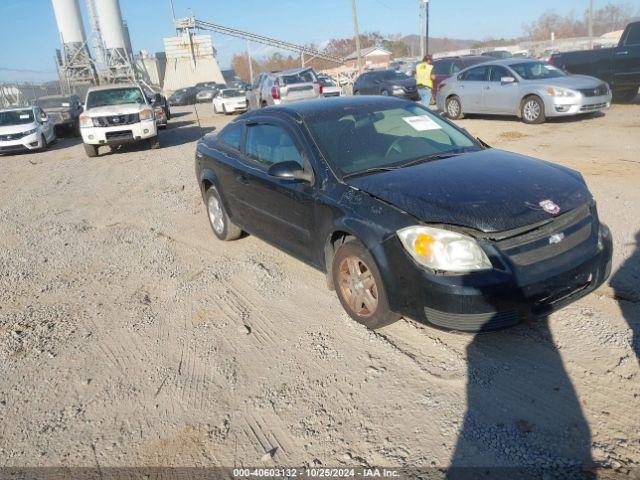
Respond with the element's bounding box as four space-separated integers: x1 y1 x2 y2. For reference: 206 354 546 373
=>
521 95 545 124
445 95 464 119
205 186 242 241
381 89 390 96
613 88 638 103
332 238 400 329
84 143 99 157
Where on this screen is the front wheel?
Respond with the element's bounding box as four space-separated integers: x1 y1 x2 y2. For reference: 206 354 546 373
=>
521 95 546 124
332 238 400 329
613 88 638 103
205 187 242 241
84 143 99 157
38 134 48 152
445 96 464 119
148 136 160 149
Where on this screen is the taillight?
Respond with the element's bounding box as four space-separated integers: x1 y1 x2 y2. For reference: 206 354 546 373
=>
271 86 280 100
547 56 555 65
317 82 323 95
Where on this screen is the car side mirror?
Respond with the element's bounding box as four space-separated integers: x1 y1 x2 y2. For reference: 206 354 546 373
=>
267 161 312 182
501 76 516 84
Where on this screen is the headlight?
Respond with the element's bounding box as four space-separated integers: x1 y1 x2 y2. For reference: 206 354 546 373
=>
139 108 153 121
392 86 404 93
22 128 37 136
397 226 492 273
79 115 93 128
546 87 577 97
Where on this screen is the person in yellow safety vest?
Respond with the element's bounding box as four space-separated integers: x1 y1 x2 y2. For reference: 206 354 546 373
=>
414 54 435 108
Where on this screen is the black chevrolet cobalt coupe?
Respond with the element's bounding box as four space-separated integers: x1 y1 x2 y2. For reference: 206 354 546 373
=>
195 97 612 332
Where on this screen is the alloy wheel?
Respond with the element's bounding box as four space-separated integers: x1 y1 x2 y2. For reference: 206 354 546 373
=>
207 195 224 234
337 255 378 318
523 99 541 122
447 99 460 118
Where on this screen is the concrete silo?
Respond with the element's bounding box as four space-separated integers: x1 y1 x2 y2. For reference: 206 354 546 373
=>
51 0 96 84
93 0 134 81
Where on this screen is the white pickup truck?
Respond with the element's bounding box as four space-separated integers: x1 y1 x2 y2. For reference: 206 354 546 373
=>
79 84 159 157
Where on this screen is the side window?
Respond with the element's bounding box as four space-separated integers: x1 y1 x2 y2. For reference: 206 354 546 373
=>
433 60 452 76
489 66 510 82
252 74 262 89
245 124 304 168
623 25 640 46
462 66 489 81
218 122 243 151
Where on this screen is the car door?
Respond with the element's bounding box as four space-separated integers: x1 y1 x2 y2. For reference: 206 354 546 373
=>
483 65 520 114
36 107 55 141
613 23 640 89
356 73 374 94
238 120 316 261
457 65 489 113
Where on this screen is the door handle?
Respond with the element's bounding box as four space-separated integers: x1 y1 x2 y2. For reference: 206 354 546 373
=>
236 174 250 185
616 50 629 56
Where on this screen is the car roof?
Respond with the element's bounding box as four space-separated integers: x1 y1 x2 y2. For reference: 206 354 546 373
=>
87 83 140 92
38 95 74 100
252 96 409 120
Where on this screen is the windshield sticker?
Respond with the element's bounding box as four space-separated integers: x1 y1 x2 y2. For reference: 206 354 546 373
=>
402 115 442 131
19 114 30 119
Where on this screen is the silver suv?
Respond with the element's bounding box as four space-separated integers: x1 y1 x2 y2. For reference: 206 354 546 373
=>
247 67 322 110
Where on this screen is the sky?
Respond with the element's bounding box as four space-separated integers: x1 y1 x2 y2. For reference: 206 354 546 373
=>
0 0 635 82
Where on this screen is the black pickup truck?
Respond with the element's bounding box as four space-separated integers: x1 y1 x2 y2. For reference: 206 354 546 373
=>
550 21 640 102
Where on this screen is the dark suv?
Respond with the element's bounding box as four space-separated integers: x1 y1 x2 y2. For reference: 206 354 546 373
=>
432 55 489 93
353 70 419 100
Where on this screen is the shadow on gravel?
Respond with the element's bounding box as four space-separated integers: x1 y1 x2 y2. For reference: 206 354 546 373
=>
449 301 596 477
611 231 640 362
160 125 216 148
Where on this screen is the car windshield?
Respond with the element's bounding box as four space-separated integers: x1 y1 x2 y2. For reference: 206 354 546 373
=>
375 70 409 81
222 89 243 98
38 98 71 109
511 62 565 80
0 109 34 126
86 88 145 109
305 103 479 177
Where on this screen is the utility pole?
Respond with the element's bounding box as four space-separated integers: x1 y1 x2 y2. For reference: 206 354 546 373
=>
351 0 362 71
425 0 430 54
588 0 594 49
418 0 424 58
246 40 254 83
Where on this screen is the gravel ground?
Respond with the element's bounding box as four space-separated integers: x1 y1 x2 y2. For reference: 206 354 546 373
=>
0 102 638 472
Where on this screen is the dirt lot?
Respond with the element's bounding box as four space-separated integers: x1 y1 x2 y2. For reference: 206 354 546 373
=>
0 102 638 472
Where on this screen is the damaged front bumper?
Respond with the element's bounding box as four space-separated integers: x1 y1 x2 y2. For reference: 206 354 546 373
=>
372 220 613 332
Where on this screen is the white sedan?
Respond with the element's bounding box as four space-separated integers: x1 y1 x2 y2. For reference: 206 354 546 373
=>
213 89 248 115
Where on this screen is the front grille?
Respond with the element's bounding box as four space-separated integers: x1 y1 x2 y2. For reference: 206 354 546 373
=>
580 102 608 112
578 84 608 97
105 130 133 141
0 145 26 153
94 113 140 127
424 306 522 331
0 132 27 141
494 204 594 267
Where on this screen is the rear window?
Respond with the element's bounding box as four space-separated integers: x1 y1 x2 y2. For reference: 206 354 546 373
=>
280 70 316 85
433 60 454 76
374 70 409 81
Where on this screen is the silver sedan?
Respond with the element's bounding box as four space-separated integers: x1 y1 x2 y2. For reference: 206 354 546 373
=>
436 59 612 124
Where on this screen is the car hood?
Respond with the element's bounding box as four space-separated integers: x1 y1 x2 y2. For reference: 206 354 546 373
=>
345 149 591 233
41 107 73 113
0 122 38 135
84 103 145 116
526 74 603 88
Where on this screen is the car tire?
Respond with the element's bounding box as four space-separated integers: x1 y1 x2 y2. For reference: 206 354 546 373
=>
261 101 267 109
205 186 242 241
223 104 228 115
445 95 464 119
613 88 638 103
38 134 48 152
354 90 361 95
332 237 400 330
381 89 389 96
521 95 545 124
165 107 171 120
84 143 99 158
213 103 218 114
148 136 160 149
